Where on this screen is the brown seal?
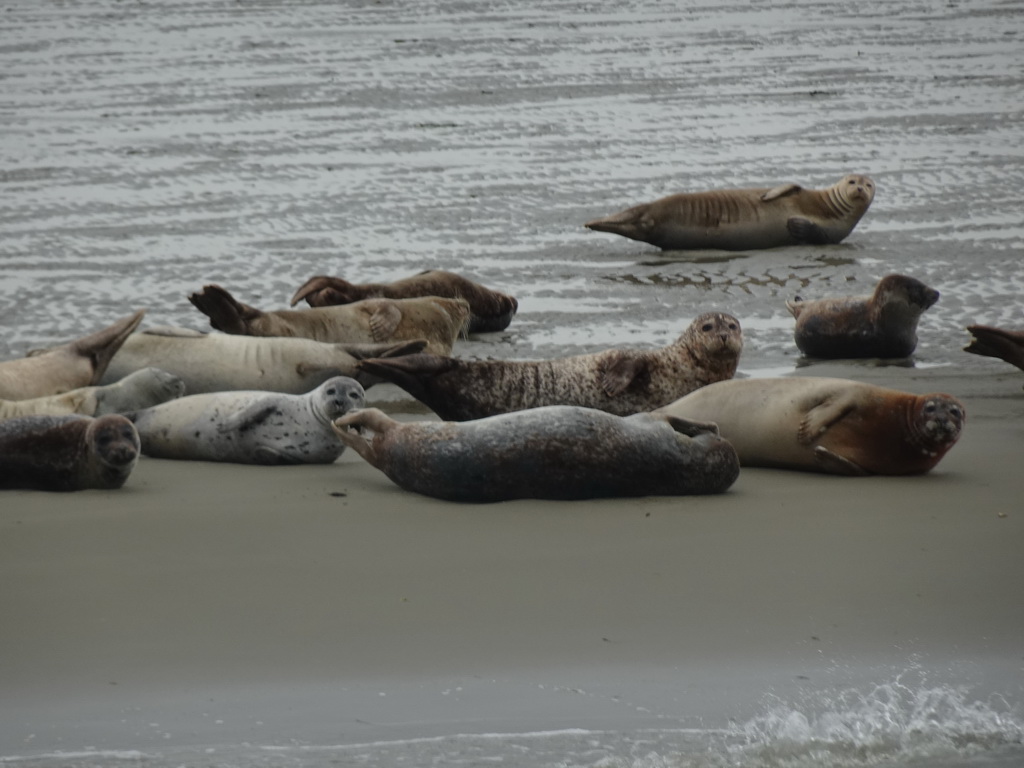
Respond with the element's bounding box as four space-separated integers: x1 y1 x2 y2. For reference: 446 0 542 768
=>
332 406 739 502
356 312 742 420
189 285 470 356
964 325 1024 375
0 310 144 401
654 376 965 475
0 413 141 491
785 274 939 359
290 269 519 333
585 174 875 251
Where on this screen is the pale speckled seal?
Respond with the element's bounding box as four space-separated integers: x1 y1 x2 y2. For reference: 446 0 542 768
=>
290 269 519 333
332 406 740 502
189 285 470 356
356 312 742 421
964 325 1024 376
786 274 940 359
585 174 875 251
654 376 965 475
0 413 141 491
127 376 365 465
0 310 144 400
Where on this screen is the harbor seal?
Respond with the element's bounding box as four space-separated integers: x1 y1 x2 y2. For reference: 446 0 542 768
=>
786 274 939 359
0 310 144 400
127 376 365 465
0 413 140 491
964 325 1024 375
189 285 470 355
585 174 875 251
100 326 426 394
290 269 519 333
332 406 739 502
654 376 965 475
356 311 743 420
0 367 185 420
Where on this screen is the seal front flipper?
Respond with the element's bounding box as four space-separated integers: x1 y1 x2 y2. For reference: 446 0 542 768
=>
797 394 857 444
787 217 833 245
599 352 648 397
219 402 281 434
365 303 403 342
812 445 868 476
251 445 305 466
761 183 802 202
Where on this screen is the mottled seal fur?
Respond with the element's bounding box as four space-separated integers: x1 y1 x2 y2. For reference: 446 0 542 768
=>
655 376 965 476
356 312 742 420
332 406 739 502
585 174 875 251
786 274 940 359
964 325 1024 378
127 376 365 465
291 269 519 333
0 413 141 491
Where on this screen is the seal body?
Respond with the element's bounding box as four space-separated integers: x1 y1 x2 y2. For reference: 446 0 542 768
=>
290 269 519 333
0 414 141 491
964 325 1024 373
786 274 940 358
357 312 742 420
128 376 365 464
585 174 874 251
333 406 739 502
0 368 185 420
655 376 965 475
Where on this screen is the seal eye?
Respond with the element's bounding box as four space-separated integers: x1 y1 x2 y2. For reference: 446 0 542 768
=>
924 402 936 413
728 322 738 330
702 323 713 332
949 406 962 419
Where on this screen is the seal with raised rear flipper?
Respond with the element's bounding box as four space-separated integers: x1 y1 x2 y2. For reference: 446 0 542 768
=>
964 325 1024 376
332 406 739 502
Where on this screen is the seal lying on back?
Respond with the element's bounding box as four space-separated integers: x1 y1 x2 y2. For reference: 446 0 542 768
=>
356 312 743 420
964 325 1024 375
332 406 739 502
0 414 140 491
0 310 144 400
128 376 365 464
189 285 470 355
585 174 875 251
786 274 939 359
291 269 519 333
654 377 965 476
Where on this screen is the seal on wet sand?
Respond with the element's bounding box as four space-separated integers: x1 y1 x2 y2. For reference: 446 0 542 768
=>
127 376 365 465
290 269 519 333
654 376 965 475
0 413 141 491
355 312 743 420
332 406 740 502
964 325 1024 376
585 174 875 251
785 274 940 359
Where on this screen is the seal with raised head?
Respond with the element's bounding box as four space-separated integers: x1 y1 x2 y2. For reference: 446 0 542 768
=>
654 376 965 476
356 311 743 421
189 285 470 356
0 310 144 400
127 376 365 465
0 413 141 491
964 325 1024 376
0 367 185 420
785 274 939 359
332 406 739 502
290 269 519 333
585 174 875 251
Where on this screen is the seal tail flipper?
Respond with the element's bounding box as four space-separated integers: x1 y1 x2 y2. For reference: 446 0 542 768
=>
335 339 428 360
784 298 804 319
188 284 262 335
68 309 146 385
290 276 359 307
584 203 650 240
356 353 458 404
964 325 1024 371
658 413 722 438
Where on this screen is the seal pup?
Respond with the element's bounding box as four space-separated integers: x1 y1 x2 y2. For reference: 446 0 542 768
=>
964 325 1024 375
290 269 519 333
654 376 965 476
0 367 185 420
189 284 470 355
786 274 939 359
356 312 743 420
0 414 140 491
127 376 365 465
585 174 875 251
0 310 144 400
332 406 739 502
101 326 426 394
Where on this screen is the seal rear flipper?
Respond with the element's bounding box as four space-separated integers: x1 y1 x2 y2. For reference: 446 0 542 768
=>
335 339 428 360
365 303 403 342
784 298 804 319
812 445 868 476
599 352 648 397
584 204 650 239
68 309 146 385
964 325 1024 370
356 353 457 403
761 183 802 202
290 276 359 307
787 217 833 245
188 285 262 335
658 413 721 438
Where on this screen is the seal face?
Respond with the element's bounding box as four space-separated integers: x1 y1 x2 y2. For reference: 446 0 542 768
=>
332 406 740 502
585 174 875 251
786 274 940 358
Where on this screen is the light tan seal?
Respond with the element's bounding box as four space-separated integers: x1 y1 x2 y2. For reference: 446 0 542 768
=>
356 312 742 421
585 174 875 251
189 284 470 355
654 376 965 475
786 274 940 358
291 269 519 333
964 325 1024 377
332 406 739 502
0 310 144 400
